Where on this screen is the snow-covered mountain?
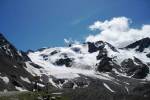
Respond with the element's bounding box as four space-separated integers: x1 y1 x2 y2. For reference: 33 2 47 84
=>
0 33 150 99
28 38 150 79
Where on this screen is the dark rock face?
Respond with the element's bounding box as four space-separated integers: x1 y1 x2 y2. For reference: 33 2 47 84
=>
29 62 42 69
26 49 34 54
61 77 89 89
52 78 65 84
20 51 31 61
55 58 73 67
121 57 149 79
63 81 74 88
95 41 115 72
0 33 24 62
132 83 150 96
87 41 105 53
37 47 47 52
74 77 89 88
121 58 136 71
88 41 118 53
132 66 149 79
95 41 105 49
96 48 108 60
50 50 60 55
97 57 113 72
87 42 99 53
125 37 150 52
146 53 150 58
40 53 49 61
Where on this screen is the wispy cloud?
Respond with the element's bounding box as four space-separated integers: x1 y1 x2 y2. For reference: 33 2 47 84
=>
71 11 98 25
71 18 85 25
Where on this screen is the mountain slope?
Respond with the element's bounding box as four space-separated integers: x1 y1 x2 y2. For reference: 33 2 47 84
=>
0 33 42 91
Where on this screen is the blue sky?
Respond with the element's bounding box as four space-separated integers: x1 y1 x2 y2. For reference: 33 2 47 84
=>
0 0 150 51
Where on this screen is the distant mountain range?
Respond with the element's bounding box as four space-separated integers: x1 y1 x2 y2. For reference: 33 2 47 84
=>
0 33 150 99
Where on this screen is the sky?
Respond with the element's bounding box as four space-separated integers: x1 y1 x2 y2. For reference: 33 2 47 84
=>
0 0 150 51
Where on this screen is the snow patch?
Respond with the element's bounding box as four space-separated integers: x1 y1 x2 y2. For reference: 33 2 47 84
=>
103 83 115 92
0 76 9 84
20 76 31 83
15 86 27 91
13 65 17 68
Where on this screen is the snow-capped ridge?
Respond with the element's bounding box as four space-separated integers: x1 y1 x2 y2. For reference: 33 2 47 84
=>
125 37 150 52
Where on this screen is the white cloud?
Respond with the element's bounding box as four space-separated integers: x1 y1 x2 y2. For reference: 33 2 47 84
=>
86 17 150 47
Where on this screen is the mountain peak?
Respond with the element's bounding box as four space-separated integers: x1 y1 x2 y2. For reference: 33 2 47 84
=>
0 33 7 44
125 37 150 52
87 40 118 53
